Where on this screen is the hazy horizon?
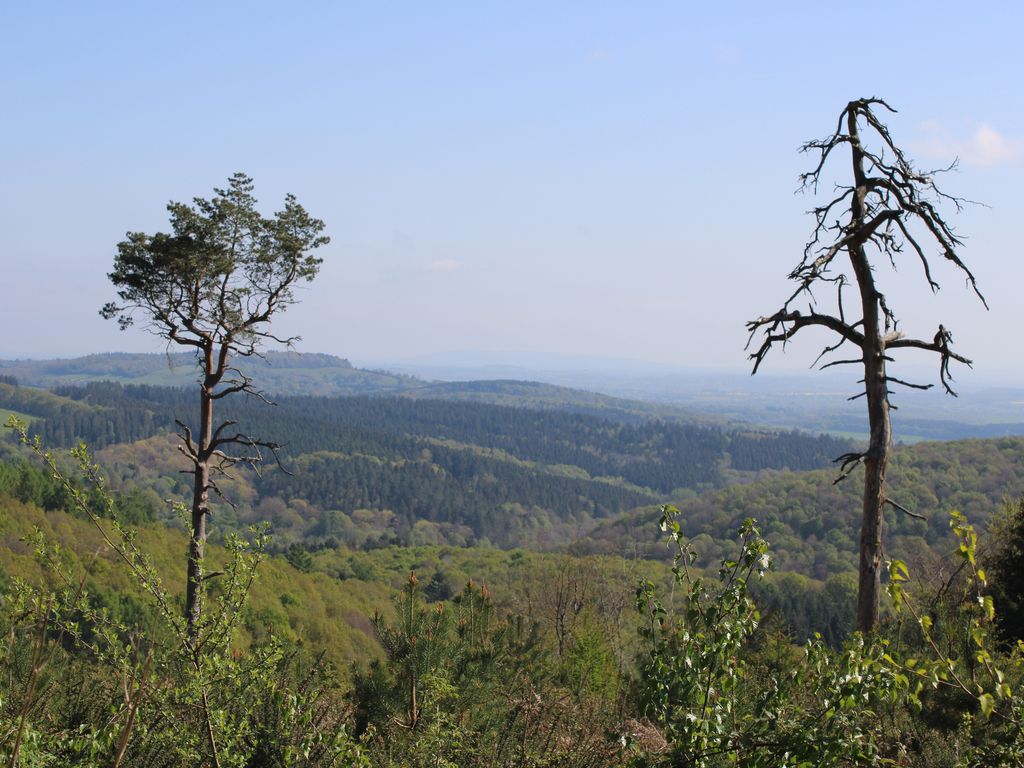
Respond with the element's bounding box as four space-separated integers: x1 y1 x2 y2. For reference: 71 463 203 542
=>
3 3 1021 380
4 346 1023 393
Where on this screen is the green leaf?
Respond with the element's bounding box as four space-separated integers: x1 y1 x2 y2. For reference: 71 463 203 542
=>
979 692 995 719
888 559 909 583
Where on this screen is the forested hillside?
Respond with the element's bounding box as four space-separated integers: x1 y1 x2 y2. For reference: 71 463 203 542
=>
1 380 852 548
0 471 669 672
3 431 1022 766
4 3 1022 755
5 379 1022 570
581 436 1024 573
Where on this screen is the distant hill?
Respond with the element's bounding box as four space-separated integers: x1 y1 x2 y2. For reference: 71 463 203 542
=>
0 351 714 425
375 361 1024 441
397 378 721 425
0 351 422 396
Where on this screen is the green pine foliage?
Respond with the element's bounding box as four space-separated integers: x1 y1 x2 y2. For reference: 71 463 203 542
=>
352 573 628 767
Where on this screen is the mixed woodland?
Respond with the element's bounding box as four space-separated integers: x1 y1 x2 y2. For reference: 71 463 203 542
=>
3 368 1024 765
4 102 1024 766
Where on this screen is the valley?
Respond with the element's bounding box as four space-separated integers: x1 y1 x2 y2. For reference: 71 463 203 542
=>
3 354 1021 625
3 351 1023 764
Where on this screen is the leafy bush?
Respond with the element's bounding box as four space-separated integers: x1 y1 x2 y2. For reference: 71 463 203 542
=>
633 506 906 766
0 417 368 767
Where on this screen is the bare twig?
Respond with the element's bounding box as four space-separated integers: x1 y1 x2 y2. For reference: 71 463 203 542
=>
884 498 926 521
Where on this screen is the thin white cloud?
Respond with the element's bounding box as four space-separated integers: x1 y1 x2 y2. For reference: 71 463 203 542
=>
428 258 461 272
914 121 1022 168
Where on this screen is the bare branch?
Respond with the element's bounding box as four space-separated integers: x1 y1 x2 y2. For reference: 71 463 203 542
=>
206 477 238 512
820 357 863 370
811 334 853 369
175 420 199 463
884 498 926 521
888 325 972 395
885 376 933 391
746 309 866 374
832 451 866 484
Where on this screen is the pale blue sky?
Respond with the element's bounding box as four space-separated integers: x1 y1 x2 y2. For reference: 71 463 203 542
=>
2 2 1021 378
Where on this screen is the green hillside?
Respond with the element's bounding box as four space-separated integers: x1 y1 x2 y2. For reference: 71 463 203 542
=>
6 376 1019 589
3 379 1023 765
0 481 667 673
2 380 856 550
579 436 1024 575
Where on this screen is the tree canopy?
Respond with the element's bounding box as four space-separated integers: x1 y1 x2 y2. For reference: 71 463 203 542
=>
101 172 328 363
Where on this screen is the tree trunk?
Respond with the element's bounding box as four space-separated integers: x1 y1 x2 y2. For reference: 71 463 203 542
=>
857 338 891 633
185 350 216 636
409 673 418 729
851 233 890 635
847 106 891 634
185 454 209 635
746 98 982 637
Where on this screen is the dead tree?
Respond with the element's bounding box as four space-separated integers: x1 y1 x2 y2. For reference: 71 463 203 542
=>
746 99 985 634
101 173 328 637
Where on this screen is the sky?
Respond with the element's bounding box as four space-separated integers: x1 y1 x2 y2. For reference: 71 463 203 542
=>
2 1 1022 380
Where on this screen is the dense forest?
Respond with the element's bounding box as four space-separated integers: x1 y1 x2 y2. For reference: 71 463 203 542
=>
5 364 1024 764
3 434 1023 766
0 380 854 549
580 436 1024 571
6 377 1024 573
